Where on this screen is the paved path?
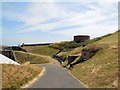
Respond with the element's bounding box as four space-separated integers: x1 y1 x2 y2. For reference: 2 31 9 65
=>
28 64 87 88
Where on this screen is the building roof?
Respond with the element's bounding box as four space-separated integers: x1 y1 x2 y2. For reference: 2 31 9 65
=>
74 35 90 37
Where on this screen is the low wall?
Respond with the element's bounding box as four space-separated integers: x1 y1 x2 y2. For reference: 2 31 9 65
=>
1 46 26 61
1 51 16 61
12 46 27 52
21 43 53 47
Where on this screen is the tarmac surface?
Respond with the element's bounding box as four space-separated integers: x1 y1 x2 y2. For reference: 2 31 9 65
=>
28 64 87 88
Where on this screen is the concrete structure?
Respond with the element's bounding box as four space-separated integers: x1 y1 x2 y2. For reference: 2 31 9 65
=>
1 51 16 61
21 43 53 47
11 46 27 52
67 55 79 65
74 35 90 43
0 46 27 61
0 54 20 65
81 45 101 60
1 46 17 61
81 48 98 60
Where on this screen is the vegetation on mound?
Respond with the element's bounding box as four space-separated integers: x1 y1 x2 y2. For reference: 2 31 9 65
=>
55 31 117 62
22 45 58 56
15 51 49 64
49 33 113 52
71 45 118 88
2 64 42 89
54 31 118 88
49 41 83 50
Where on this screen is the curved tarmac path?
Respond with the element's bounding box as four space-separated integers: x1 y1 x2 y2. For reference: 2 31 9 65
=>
28 64 87 88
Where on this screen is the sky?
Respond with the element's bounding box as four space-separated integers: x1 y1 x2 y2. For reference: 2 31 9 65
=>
1 0 118 45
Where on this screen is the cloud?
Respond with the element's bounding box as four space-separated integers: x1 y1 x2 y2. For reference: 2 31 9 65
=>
18 22 59 33
22 2 65 26
51 24 117 39
3 1 118 36
2 0 118 2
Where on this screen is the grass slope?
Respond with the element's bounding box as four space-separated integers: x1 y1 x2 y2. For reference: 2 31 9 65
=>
22 45 59 56
70 31 118 88
15 51 50 64
54 33 114 62
53 31 118 88
2 64 42 89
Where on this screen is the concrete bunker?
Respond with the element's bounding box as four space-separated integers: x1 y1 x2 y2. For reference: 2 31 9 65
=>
66 44 102 69
74 35 90 43
68 55 79 65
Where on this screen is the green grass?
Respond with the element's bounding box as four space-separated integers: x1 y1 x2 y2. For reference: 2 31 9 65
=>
54 31 118 88
70 31 118 88
53 31 115 50
22 45 59 56
49 41 73 50
51 32 114 62
56 46 82 63
2 64 42 89
49 33 113 52
15 51 49 64
49 41 86 51
71 47 118 88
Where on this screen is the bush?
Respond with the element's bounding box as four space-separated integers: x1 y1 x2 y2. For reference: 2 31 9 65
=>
49 41 73 50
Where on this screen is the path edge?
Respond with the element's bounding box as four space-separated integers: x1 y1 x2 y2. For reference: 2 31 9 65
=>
21 66 46 88
68 71 89 88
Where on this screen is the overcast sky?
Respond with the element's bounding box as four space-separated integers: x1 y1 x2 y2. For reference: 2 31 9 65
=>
1 0 118 45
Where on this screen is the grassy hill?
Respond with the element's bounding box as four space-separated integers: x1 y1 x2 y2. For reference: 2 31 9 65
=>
22 45 59 56
14 45 59 64
2 45 59 89
54 31 119 88
15 51 58 65
11 30 118 88
71 31 118 88
15 51 50 64
2 64 42 89
3 43 60 89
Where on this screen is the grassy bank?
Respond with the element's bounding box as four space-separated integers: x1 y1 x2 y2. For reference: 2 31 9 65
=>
53 32 114 63
71 32 118 88
22 45 59 56
55 31 119 88
2 64 42 89
71 46 118 88
15 51 49 64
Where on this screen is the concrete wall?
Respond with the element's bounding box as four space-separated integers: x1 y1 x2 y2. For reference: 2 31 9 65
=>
68 55 79 65
21 43 53 47
1 46 24 61
1 51 16 61
0 54 20 65
81 49 99 60
12 46 27 52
